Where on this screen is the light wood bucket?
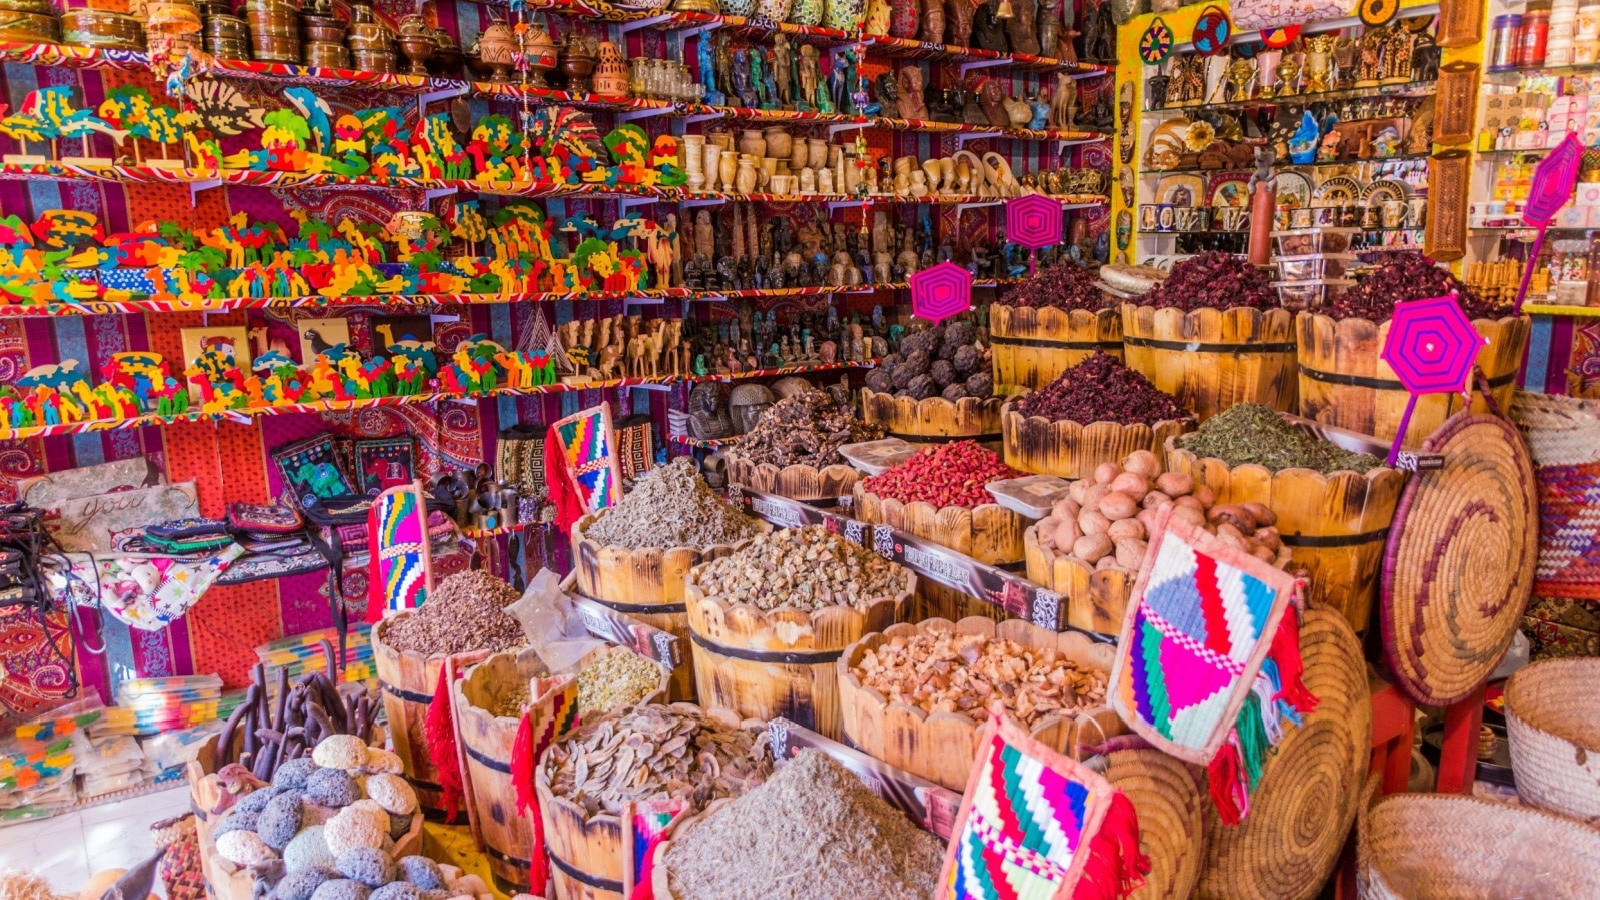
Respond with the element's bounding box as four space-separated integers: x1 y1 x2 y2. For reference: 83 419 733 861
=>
990 304 1123 391
1121 304 1298 422
1295 311 1530 451
852 484 1026 622
1002 403 1192 480
683 569 912 740
536 771 626 900
572 515 768 702
1163 437 1404 633
1023 525 1137 635
837 616 1122 791
860 389 1005 449
372 612 492 820
723 453 862 504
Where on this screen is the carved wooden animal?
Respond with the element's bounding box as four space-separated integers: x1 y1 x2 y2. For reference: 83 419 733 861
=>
644 322 666 377
626 333 648 377
1050 73 1077 130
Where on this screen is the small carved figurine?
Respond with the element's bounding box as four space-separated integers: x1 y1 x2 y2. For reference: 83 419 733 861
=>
1005 0 1040 55
897 66 928 121
973 0 1008 51
947 0 975 46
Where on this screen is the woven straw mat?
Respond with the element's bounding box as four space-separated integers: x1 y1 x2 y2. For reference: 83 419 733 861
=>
1103 747 1205 900
1357 791 1600 899
1511 391 1600 599
1380 412 1538 706
1506 656 1600 824
1196 607 1370 900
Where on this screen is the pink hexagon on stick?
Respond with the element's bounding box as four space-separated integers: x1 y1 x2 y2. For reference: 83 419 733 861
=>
1379 292 1487 464
910 261 973 324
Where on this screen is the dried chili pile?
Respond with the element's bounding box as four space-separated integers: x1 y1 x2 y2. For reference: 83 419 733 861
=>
998 258 1109 311
1326 252 1511 322
862 440 1020 509
1013 351 1187 425
1142 251 1278 313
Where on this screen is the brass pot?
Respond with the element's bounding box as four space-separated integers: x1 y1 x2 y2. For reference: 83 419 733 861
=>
303 39 349 67
0 10 60 42
62 9 144 48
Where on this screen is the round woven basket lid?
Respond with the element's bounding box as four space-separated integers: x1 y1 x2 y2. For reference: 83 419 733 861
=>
1380 412 1538 706
1102 747 1205 900
1196 607 1370 900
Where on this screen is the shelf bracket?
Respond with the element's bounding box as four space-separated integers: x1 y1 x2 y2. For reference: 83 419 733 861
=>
624 295 666 306
675 21 720 58
1054 134 1105 149
618 106 675 123
188 178 221 206
618 13 674 34
424 187 458 201
954 130 1002 146
684 111 727 125
418 85 468 108
680 197 727 208
827 121 869 137
958 58 1010 76
826 199 865 211
617 196 658 215
624 382 675 392
955 200 1003 214
1069 67 1113 81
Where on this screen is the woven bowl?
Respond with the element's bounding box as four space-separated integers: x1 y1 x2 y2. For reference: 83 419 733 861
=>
1506 657 1600 823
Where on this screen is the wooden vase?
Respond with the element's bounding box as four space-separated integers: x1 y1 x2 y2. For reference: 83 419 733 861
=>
1119 304 1298 422
860 388 1004 448
683 569 912 740
722 453 862 504
1001 402 1192 480
837 616 1121 790
851 484 1026 622
1023 526 1138 635
989 304 1123 391
1161 437 1405 633
1294 312 1530 451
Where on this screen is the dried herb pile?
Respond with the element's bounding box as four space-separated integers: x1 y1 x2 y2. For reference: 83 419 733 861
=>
1178 403 1383 474
862 440 1021 509
864 318 992 402
664 749 946 900
382 570 525 656
689 525 904 612
998 258 1109 311
1143 251 1278 313
734 390 884 469
574 646 662 717
1326 252 1511 322
1013 351 1187 425
584 457 762 550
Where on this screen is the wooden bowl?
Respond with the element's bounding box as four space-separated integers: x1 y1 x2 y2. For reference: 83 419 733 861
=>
990 303 1122 391
722 453 862 504
1023 524 1137 635
1120 304 1298 422
1001 401 1192 480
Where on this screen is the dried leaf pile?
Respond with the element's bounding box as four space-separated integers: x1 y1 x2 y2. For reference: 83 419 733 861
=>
853 629 1109 727
733 390 884 469
541 704 772 818
381 570 525 656
584 457 763 550
689 525 904 612
1178 403 1382 474
664 749 945 900
575 646 664 717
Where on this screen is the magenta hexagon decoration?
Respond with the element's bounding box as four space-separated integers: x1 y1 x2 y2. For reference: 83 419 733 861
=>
1006 193 1064 251
910 261 974 324
1379 292 1487 463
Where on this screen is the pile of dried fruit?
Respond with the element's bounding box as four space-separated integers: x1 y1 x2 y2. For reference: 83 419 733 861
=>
862 440 1020 509
382 570 525 656
689 525 904 612
541 704 771 817
1012 352 1188 425
998 258 1109 311
664 750 946 900
1326 251 1511 322
1142 251 1278 313
733 390 884 469
574 646 664 717
852 628 1108 727
864 318 992 402
583 457 763 550
1178 403 1383 474
1034 451 1290 570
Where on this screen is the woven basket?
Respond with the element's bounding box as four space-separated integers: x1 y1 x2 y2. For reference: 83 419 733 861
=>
1357 791 1600 899
1511 391 1600 600
1196 607 1370 900
1506 657 1600 823
1101 745 1205 900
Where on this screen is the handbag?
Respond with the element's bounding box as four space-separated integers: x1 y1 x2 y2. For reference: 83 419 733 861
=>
272 433 356 511
227 502 304 536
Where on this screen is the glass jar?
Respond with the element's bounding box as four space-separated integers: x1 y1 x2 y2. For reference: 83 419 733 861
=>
1490 14 1522 70
1519 3 1551 68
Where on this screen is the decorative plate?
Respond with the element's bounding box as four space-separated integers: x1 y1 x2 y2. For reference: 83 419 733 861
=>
1313 175 1363 204
1261 24 1301 48
1275 170 1313 208
1363 178 1411 203
1192 6 1232 56
1359 0 1399 27
1144 119 1191 170
1140 18 1175 65
1157 173 1207 207
1209 173 1250 207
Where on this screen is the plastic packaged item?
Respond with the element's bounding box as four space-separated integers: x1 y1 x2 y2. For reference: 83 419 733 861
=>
985 475 1072 519
1275 253 1356 281
837 438 918 475
1272 228 1360 256
1272 279 1357 309
1520 2 1551 67
1491 14 1524 70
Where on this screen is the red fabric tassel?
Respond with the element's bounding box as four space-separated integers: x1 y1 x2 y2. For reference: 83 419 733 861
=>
510 710 550 896
1071 791 1150 900
629 843 660 900
1207 742 1247 826
1270 608 1320 715
423 665 464 823
545 424 585 534
364 503 384 625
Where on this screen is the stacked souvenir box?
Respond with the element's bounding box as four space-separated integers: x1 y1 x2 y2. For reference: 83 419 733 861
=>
1270 228 1360 310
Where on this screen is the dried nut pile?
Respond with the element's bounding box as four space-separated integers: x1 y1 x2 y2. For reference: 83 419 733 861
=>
688 525 904 613
664 749 945 900
864 318 993 402
575 646 663 717
853 629 1108 727
486 681 532 719
733 390 884 469
541 704 772 818
584 457 763 550
1034 451 1291 570
381 570 525 656
862 440 1020 509
1013 351 1188 426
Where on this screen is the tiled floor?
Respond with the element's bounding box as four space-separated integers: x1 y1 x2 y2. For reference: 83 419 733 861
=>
0 784 190 894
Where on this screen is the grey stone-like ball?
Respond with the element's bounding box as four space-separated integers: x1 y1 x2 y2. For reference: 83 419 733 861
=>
369 884 423 900
419 892 449 900
941 383 969 401
305 767 357 808
337 847 396 888
283 826 337 873
965 371 994 398
864 368 894 395
952 344 983 376
308 879 371 900
214 808 259 838
271 866 338 900
386 812 413 841
258 791 306 851
395 856 445 890
905 374 936 401
929 359 955 388
235 785 287 815
274 757 320 791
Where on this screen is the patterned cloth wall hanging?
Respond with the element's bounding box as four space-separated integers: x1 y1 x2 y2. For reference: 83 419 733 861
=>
546 402 624 532
365 481 432 624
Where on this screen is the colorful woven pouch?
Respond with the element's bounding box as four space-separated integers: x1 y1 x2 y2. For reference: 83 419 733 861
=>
1511 392 1600 600
364 481 432 625
1108 507 1317 824
546 403 624 531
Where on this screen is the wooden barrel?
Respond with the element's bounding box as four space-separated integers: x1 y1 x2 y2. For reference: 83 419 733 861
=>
852 484 1026 622
837 616 1122 791
1023 525 1137 635
1163 438 1404 634
1121 304 1298 422
572 515 767 703
683 569 911 740
1002 403 1192 480
723 453 862 505
371 612 492 820
990 304 1123 391
860 389 1004 449
536 773 626 900
1295 311 1530 450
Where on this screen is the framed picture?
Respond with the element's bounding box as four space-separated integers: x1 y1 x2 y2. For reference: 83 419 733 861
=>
180 326 249 403
297 316 351 363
